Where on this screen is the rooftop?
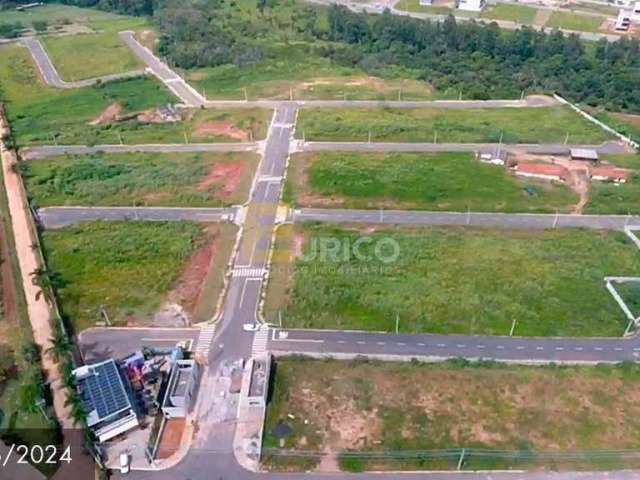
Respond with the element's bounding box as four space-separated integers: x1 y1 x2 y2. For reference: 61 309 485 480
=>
515 163 568 179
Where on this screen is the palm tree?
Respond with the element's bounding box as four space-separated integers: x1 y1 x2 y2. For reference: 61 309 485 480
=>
30 267 54 305
65 392 87 427
46 329 70 363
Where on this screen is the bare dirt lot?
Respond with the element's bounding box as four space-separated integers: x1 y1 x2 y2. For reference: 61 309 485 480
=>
263 358 640 472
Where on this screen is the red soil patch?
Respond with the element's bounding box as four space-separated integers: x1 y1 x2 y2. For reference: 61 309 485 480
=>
0 223 16 325
192 120 248 141
169 230 219 315
89 102 122 126
156 418 186 460
197 161 246 200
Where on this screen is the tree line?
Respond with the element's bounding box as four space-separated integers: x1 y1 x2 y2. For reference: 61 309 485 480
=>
322 6 640 112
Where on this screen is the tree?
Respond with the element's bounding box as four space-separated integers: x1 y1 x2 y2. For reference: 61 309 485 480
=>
0 21 22 39
65 392 87 427
46 328 70 363
16 368 44 414
0 343 15 384
33 20 48 33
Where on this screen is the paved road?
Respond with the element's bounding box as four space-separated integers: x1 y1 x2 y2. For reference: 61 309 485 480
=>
268 328 640 364
297 140 631 154
78 327 200 363
20 143 259 159
22 37 147 88
308 0 622 43
37 206 238 229
119 31 206 107
294 208 640 230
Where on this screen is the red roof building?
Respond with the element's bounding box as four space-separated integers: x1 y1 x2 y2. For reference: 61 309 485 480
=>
515 163 569 181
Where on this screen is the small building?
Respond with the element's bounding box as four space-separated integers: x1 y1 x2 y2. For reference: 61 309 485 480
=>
73 359 139 443
457 0 485 12
570 148 599 162
15 2 44 11
515 163 568 182
590 166 630 183
419 0 433 5
161 359 200 418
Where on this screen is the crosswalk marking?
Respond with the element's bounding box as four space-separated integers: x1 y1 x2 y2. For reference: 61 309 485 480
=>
232 267 266 278
195 325 216 358
251 327 270 357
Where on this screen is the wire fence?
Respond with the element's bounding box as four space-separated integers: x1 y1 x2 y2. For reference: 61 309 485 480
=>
262 447 640 471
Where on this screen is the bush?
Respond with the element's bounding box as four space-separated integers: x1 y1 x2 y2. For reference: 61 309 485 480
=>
0 21 22 39
0 343 15 383
33 20 48 33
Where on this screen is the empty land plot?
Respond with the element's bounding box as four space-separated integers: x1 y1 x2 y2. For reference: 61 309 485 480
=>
21 151 258 207
480 3 538 24
585 154 640 215
264 224 639 337
296 106 611 144
186 44 434 101
286 151 578 213
0 4 127 28
546 11 604 32
41 221 234 331
0 43 176 145
41 31 142 80
0 43 269 145
263 358 640 472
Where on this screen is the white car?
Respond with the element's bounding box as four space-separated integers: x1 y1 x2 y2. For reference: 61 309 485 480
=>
243 323 260 332
119 452 130 474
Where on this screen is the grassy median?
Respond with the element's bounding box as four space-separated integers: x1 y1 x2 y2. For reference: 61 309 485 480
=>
286 151 577 213
263 358 640 472
296 106 611 144
265 224 639 337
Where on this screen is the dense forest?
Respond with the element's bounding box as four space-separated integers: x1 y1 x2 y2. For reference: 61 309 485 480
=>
1 0 639 111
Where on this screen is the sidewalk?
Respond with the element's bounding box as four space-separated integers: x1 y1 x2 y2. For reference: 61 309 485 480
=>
0 111 72 428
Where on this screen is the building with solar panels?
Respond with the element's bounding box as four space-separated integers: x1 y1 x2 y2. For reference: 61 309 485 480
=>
73 359 140 443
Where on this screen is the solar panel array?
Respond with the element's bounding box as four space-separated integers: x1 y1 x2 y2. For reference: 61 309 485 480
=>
79 360 130 419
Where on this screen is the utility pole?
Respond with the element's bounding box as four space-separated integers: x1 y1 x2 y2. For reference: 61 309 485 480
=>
244 87 248 102
278 309 282 328
564 132 569 145
457 449 466 471
466 205 471 225
184 131 189 144
553 209 559 229
433 130 437 144
395 313 399 334
368 129 372 144
496 131 504 159
118 133 123 145
509 318 517 337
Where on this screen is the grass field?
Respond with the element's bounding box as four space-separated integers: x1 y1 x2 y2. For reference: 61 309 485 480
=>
264 224 639 337
0 43 269 145
546 11 604 32
0 4 127 28
480 3 538 24
585 154 640 215
263 358 640 472
394 0 476 17
286 151 578 212
186 43 435 101
41 221 208 332
296 106 611 144
22 151 258 207
41 31 142 80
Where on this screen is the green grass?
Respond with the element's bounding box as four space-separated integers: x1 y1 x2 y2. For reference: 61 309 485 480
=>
41 221 207 332
41 31 142 80
0 4 128 28
186 43 435 101
0 43 270 145
287 151 578 213
546 11 604 32
584 153 640 215
21 151 258 207
265 225 640 337
263 358 640 472
296 106 612 144
394 0 477 17
480 4 538 24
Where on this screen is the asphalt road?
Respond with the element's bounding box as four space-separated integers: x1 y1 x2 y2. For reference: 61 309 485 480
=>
294 208 640 230
22 37 146 89
308 0 622 43
37 206 238 228
298 140 631 154
119 31 206 107
78 327 200 363
20 143 258 159
268 328 640 364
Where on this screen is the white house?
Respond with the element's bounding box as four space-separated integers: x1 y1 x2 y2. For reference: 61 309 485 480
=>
616 1 640 30
457 0 486 12
419 0 433 5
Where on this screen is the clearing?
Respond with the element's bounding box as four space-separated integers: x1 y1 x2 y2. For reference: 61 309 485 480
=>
21 151 259 207
295 106 612 144
285 151 578 213
263 358 640 472
546 11 605 32
264 224 640 337
480 3 538 24
185 43 436 101
41 221 237 332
